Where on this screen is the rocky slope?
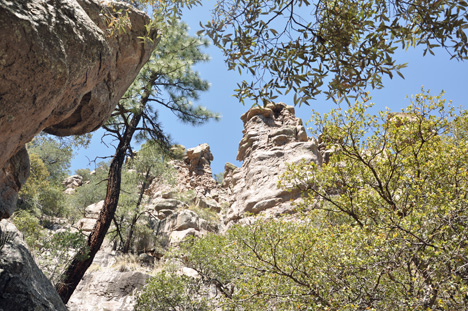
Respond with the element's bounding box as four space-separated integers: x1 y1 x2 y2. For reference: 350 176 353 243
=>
0 0 158 219
1 99 321 310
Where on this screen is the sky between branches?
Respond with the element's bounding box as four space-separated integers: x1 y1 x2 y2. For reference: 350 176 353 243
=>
71 0 468 176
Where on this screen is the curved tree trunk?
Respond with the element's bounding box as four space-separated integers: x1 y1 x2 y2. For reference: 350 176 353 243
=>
54 61 196 302
55 114 141 303
54 89 158 301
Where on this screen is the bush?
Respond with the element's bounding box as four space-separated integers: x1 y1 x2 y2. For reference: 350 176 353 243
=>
36 229 88 283
135 271 212 311
12 211 45 249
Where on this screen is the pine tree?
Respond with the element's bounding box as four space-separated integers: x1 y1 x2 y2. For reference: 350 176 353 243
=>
56 20 219 302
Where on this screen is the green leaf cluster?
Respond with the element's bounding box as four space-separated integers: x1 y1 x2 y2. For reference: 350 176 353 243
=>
201 0 468 105
110 142 176 253
19 134 75 218
67 163 109 217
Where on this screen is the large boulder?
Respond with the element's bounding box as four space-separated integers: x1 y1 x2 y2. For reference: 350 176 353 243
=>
63 175 83 190
0 220 67 311
67 270 151 311
0 0 158 219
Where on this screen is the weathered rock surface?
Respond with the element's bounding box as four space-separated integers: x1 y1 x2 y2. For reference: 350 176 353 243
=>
63 174 84 194
76 200 104 233
67 270 151 311
63 175 83 190
63 103 323 310
0 220 67 311
0 0 158 219
147 143 219 200
224 103 321 223
146 143 224 243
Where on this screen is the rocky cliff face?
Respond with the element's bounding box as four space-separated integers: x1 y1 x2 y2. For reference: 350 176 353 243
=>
223 102 321 223
0 0 158 219
68 269 151 311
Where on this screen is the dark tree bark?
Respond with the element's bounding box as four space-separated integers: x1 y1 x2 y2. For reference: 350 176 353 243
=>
53 25 215 299
55 83 157 302
55 112 142 303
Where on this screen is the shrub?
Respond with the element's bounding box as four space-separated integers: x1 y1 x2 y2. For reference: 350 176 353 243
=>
135 271 212 311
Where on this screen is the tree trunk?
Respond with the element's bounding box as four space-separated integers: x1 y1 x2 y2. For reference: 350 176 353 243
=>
122 213 138 254
55 112 142 303
55 72 161 303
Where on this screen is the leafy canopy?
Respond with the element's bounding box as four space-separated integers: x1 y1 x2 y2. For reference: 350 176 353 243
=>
201 0 468 105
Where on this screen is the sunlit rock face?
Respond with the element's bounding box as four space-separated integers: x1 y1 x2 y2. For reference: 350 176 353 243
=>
0 0 158 219
62 103 323 309
223 102 321 223
67 270 151 311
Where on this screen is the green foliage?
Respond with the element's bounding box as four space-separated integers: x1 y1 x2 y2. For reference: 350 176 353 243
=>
101 21 219 254
111 142 176 253
127 141 175 183
159 91 468 310
170 144 186 160
135 271 212 311
110 20 219 144
19 153 50 215
20 134 76 218
27 134 73 183
12 211 45 249
67 163 109 216
75 168 92 183
278 90 468 309
176 190 197 204
36 230 89 284
187 205 219 224
201 0 468 104
12 211 88 283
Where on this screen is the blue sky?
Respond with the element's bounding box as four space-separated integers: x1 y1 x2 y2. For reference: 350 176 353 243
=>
70 1 468 176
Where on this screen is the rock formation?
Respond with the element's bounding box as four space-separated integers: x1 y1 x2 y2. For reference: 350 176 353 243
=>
148 143 219 197
56 102 325 310
147 143 226 212
223 102 321 223
0 0 158 219
63 175 84 195
76 200 105 233
0 220 67 311
67 270 151 311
